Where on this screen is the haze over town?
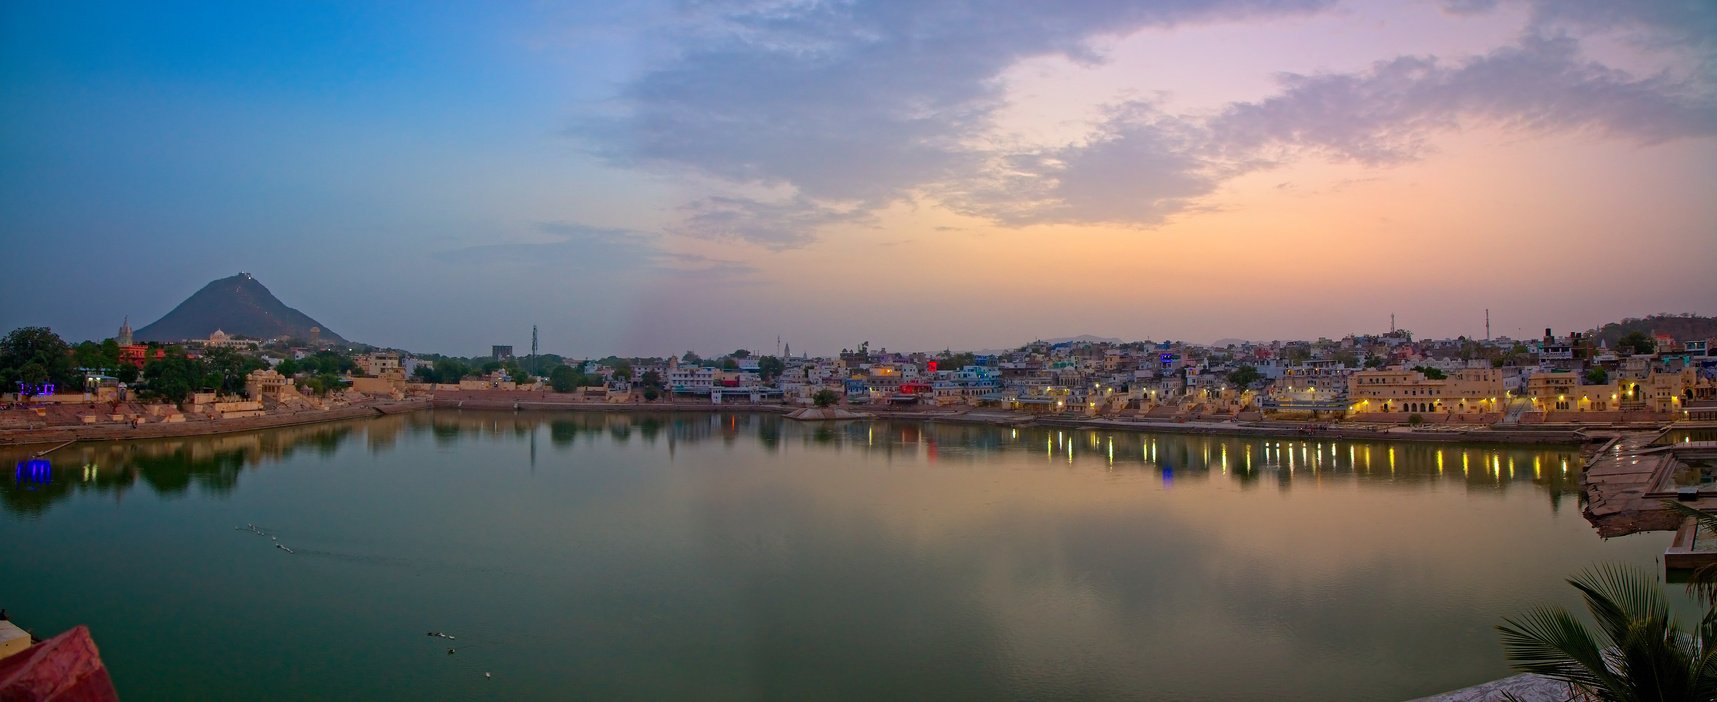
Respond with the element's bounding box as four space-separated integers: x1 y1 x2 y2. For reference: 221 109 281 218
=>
3 1 1714 357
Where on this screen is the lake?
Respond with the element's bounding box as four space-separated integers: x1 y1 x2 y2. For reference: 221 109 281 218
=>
0 411 1689 701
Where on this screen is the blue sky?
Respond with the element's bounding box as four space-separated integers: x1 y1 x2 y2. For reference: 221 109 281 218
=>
3 1 1713 356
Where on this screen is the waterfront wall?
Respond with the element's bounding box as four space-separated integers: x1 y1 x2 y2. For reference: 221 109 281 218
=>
0 400 430 448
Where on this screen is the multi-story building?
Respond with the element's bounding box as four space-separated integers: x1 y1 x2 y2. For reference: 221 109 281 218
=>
668 366 716 393
1347 367 1504 414
355 352 401 377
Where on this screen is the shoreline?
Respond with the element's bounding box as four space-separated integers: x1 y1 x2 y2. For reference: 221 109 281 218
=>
3 394 1655 449
0 400 431 449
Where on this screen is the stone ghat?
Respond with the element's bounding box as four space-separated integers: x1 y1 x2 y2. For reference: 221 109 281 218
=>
0 400 429 448
1581 431 1705 537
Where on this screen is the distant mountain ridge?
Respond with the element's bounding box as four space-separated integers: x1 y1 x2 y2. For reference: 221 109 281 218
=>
134 273 345 344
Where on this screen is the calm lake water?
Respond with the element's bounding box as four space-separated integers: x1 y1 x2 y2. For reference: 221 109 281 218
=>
0 411 1691 701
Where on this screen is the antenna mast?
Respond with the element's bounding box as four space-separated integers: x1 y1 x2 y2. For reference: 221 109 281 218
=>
531 325 539 376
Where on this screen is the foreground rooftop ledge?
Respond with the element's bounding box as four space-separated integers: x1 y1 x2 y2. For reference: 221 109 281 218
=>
0 625 120 702
1406 673 1573 702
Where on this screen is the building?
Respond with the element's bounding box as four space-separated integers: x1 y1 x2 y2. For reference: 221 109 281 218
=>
202 329 259 350
355 352 401 377
492 345 514 360
668 365 716 393
244 369 289 400
118 344 166 369
1347 367 1504 415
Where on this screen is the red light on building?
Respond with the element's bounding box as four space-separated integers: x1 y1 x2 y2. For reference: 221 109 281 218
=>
927 360 938 372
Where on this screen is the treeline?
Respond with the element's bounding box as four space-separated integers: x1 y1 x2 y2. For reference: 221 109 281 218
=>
1593 314 1717 347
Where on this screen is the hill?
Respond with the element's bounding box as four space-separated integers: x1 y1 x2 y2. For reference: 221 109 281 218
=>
1591 313 1717 346
134 273 345 344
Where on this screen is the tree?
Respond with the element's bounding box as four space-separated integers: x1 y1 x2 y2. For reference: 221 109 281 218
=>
1331 349 1359 368
813 389 839 407
203 347 265 396
142 356 205 404
731 349 751 359
1585 367 1609 384
1618 331 1656 356
276 358 301 378
756 355 785 382
116 364 139 384
721 358 739 371
0 327 78 394
1226 364 1262 389
1412 365 1447 380
1497 564 1717 700
549 366 582 393
440 359 472 384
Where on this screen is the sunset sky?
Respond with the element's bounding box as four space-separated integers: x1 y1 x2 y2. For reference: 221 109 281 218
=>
3 1 1713 357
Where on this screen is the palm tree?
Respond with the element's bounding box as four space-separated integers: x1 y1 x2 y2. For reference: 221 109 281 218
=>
1496 564 1717 701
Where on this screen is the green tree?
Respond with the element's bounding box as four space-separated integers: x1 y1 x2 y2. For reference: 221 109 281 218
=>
442 360 471 384
1618 331 1656 356
276 358 301 377
1227 364 1262 389
204 347 265 396
142 356 205 404
1497 564 1717 700
1412 365 1448 380
1331 349 1359 368
757 355 785 382
609 361 633 382
1585 367 1609 384
16 362 49 398
813 389 839 407
116 364 139 384
549 365 581 393
731 349 751 359
0 327 78 393
721 358 739 371
639 370 663 389
74 341 109 371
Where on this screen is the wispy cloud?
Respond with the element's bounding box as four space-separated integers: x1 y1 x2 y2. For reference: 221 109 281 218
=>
948 33 1717 226
672 195 873 250
572 0 1716 241
435 221 758 282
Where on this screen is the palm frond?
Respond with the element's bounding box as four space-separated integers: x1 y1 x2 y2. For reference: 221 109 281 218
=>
1569 565 1668 648
1497 606 1617 692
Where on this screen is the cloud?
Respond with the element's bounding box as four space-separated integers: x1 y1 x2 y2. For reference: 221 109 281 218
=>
1211 34 1717 164
574 0 1335 242
949 33 1717 226
574 0 1715 239
945 102 1237 226
672 195 872 250
436 221 758 281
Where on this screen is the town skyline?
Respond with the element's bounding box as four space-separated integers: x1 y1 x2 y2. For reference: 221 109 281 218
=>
14 271 1710 360
4 1 1714 356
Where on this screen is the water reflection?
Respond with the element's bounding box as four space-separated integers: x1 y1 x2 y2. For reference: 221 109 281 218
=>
3 410 1586 517
0 409 1672 702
